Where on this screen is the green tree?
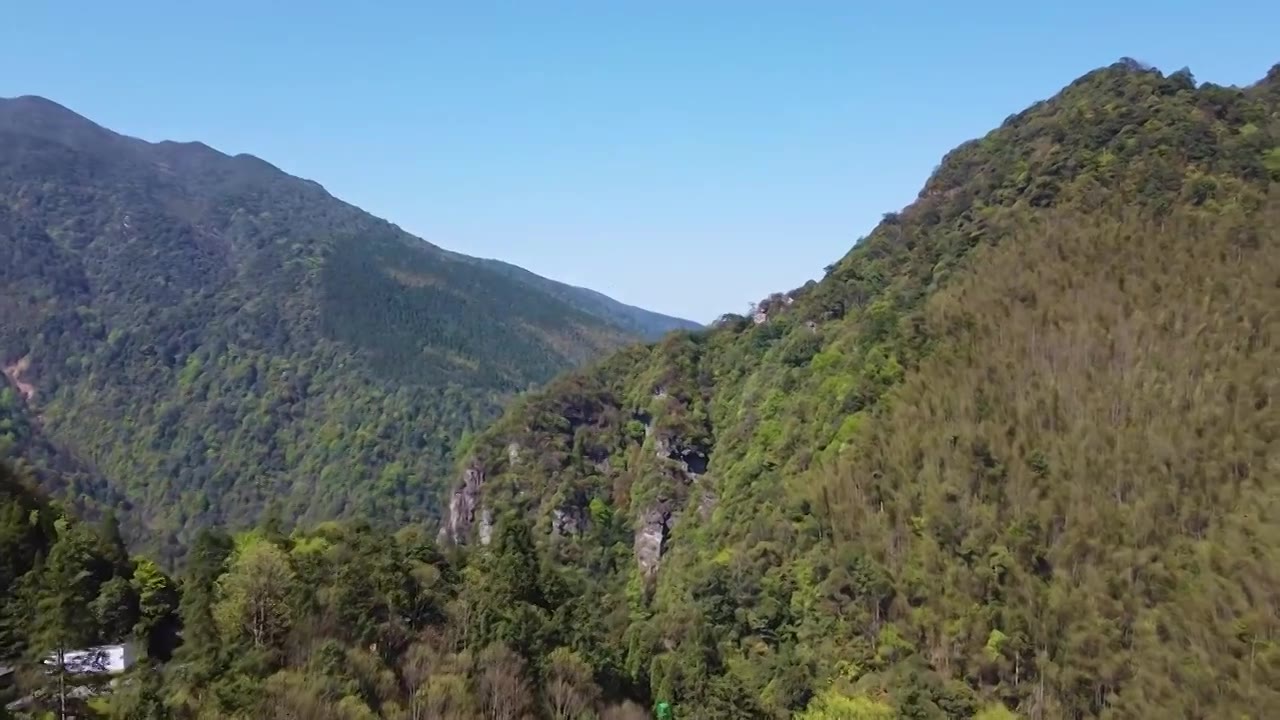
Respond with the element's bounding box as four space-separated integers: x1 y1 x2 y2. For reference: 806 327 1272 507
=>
460 515 551 656
545 646 601 719
131 559 180 659
90 575 138 641
104 662 168 720
974 704 1019 720
97 509 129 571
173 528 233 674
32 518 105 720
796 691 896 720
213 536 297 651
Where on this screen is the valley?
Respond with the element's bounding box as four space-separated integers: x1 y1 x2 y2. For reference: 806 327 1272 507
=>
2 59 1279 719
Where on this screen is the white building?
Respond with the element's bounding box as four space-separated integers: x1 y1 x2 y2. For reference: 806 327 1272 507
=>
43 643 138 676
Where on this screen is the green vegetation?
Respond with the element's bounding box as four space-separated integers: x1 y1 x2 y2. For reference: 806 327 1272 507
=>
1 462 180 716
3 60 1279 719
442 61 1280 717
446 253 704 342
1 462 655 719
0 95 692 560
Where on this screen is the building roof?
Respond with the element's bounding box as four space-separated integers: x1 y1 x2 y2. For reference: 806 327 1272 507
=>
43 643 135 675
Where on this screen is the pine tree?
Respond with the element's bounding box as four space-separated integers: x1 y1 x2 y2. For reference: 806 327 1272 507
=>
173 528 233 678
32 518 102 720
98 509 129 572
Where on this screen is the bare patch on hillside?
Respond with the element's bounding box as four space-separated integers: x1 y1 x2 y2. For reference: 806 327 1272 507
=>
3 355 36 402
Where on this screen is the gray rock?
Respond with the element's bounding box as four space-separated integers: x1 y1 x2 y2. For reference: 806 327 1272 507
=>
438 464 485 545
479 508 494 546
635 502 678 578
551 505 588 537
654 435 708 477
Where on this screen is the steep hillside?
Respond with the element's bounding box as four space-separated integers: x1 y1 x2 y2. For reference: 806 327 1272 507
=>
454 253 705 339
442 61 1280 717
1 457 661 720
0 95 690 558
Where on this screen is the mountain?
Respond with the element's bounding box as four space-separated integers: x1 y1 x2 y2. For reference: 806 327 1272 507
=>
2 59 1277 720
449 252 705 340
439 60 1280 718
0 95 693 558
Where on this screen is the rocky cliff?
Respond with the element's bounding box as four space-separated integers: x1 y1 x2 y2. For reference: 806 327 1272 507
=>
436 61 1280 717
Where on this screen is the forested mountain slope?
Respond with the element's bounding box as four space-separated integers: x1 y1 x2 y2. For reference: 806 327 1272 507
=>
442 60 1280 718
0 95 692 559
451 253 705 339
1 457 660 720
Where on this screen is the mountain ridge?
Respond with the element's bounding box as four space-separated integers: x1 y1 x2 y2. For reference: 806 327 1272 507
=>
0 94 692 557
2 60 1278 717
0 93 700 338
439 59 1280 717
449 251 705 339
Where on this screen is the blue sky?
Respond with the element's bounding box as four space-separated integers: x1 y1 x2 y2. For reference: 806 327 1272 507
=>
2 2 1277 322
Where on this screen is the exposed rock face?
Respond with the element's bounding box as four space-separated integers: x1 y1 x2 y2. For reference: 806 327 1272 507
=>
551 504 588 537
654 435 708 478
479 508 494 546
506 442 521 466
2 355 36 402
438 464 485 545
751 292 794 324
635 502 677 578
681 451 709 475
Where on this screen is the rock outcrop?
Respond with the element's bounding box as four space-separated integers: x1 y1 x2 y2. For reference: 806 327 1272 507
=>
551 504 589 538
439 464 485 545
654 435 709 478
478 508 494 546
635 501 678 579
2 355 36 402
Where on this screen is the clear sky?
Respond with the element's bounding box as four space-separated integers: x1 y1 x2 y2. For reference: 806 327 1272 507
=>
2 2 1277 322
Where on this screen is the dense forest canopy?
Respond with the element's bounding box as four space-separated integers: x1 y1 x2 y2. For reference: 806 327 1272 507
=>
441 60 1280 717
1 60 1278 719
0 95 694 561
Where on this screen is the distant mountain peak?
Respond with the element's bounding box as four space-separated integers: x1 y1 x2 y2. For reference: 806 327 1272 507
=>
0 94 695 550
0 94 123 149
2 94 78 112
